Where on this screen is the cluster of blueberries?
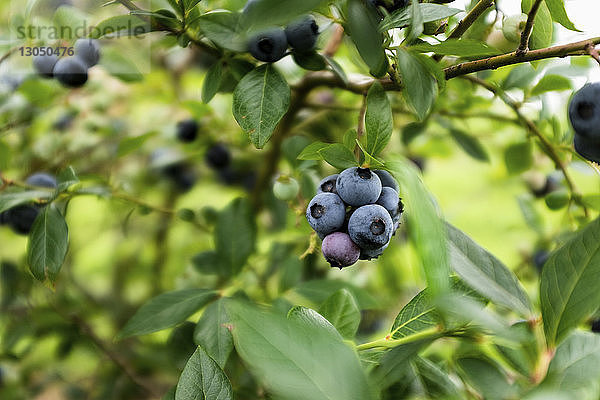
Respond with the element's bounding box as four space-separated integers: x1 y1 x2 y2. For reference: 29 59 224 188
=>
568 82 600 163
32 39 101 88
0 173 57 235
306 167 403 269
244 1 319 63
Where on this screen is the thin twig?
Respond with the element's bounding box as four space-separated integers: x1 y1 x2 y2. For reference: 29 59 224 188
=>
517 0 543 55
323 24 345 57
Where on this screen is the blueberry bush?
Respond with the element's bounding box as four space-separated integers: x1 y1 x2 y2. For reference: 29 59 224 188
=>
1 0 600 399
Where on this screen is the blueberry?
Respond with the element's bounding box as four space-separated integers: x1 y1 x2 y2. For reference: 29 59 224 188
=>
376 187 401 218
248 28 288 63
317 174 339 194
592 319 600 333
33 54 59 78
26 173 57 189
5 205 40 235
360 242 389 261
336 167 382 207
205 144 231 170
0 211 8 225
306 192 346 236
533 249 549 272
569 83 600 140
176 119 199 143
74 39 101 68
348 204 393 250
373 169 399 192
574 133 600 163
531 175 560 198
321 232 360 269
273 176 300 201
53 57 88 88
163 163 196 192
285 15 319 53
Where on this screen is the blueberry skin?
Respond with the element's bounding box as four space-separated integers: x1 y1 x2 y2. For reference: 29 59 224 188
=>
373 169 399 192
316 174 339 194
53 57 88 88
33 54 59 78
569 83 600 140
348 204 393 250
248 28 288 63
74 39 101 68
574 133 600 163
285 15 319 52
336 167 382 207
176 119 199 143
205 144 231 170
163 163 196 192
592 319 600 333
376 187 401 218
360 242 389 261
322 232 360 269
0 211 8 225
533 249 549 272
5 205 40 235
306 192 346 236
26 173 57 188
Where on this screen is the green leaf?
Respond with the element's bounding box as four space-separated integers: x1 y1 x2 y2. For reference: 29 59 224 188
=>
197 11 246 52
194 299 233 369
343 129 358 151
345 0 388 77
0 191 54 214
396 48 437 121
117 289 218 339
388 160 450 296
53 6 88 40
287 306 340 338
175 347 233 400
413 357 461 398
517 195 545 235
365 82 393 157
523 0 553 50
371 339 434 389
502 64 538 90
117 132 155 157
293 279 379 309
446 223 532 316
324 55 348 85
100 48 144 82
215 198 256 276
456 357 518 399
541 218 600 346
233 65 291 149
57 167 79 192
411 39 499 57
26 205 69 284
379 4 462 31
449 129 489 162
202 62 224 103
547 332 600 395
240 0 328 32
297 141 330 160
182 0 202 13
191 251 222 275
226 300 374 400
90 15 150 38
318 144 358 169
544 0 578 31
531 75 572 96
504 141 533 174
292 52 326 71
318 289 360 339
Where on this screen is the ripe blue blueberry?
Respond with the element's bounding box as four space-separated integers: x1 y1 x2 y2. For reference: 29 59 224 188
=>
5 205 39 235
74 39 101 68
376 187 401 218
285 15 319 53
348 204 393 250
569 83 600 140
317 174 339 194
574 133 600 163
163 163 196 192
360 242 389 261
248 28 288 63
53 57 88 88
373 169 399 192
306 192 346 236
33 54 59 78
592 319 600 333
205 144 231 170
322 232 360 269
176 119 198 143
336 167 382 207
26 172 57 188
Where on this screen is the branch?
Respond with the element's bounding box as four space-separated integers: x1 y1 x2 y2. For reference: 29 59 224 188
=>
587 44 600 65
463 75 588 217
445 37 600 79
433 0 495 61
517 0 543 55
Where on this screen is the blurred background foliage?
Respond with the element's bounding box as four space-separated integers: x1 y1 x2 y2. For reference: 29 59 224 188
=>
0 0 600 399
